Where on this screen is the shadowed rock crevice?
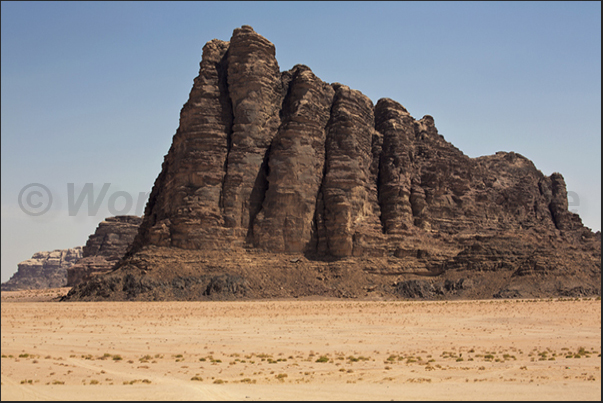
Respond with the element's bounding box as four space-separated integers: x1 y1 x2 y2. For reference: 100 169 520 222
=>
218 48 234 217
245 145 272 244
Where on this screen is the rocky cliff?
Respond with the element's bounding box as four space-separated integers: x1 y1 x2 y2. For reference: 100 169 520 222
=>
2 248 83 291
66 216 142 286
64 26 600 301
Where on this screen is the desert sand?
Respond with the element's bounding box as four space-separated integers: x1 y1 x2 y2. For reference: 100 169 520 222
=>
1 289 600 401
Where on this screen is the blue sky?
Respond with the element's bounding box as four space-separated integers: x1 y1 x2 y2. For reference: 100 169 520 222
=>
1 1 601 282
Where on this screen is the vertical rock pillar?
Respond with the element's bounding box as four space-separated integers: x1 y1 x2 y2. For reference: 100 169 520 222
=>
317 84 383 257
253 65 334 252
221 26 284 243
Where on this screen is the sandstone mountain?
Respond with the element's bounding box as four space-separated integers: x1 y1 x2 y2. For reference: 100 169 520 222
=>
64 26 600 301
66 216 142 286
2 247 82 291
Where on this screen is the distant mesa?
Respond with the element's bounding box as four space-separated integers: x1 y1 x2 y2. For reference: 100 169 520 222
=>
2 247 82 291
54 25 600 301
2 216 142 291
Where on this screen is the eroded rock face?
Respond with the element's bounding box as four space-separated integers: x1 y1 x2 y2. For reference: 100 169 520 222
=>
2 248 83 291
316 84 385 257
222 25 284 237
65 26 600 301
132 39 232 251
253 65 335 253
375 98 415 233
66 216 142 286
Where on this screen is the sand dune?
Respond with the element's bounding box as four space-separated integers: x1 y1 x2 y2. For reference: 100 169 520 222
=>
1 290 600 400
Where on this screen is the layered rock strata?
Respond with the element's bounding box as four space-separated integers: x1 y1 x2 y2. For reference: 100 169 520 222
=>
315 84 385 257
131 39 232 251
66 216 142 286
253 65 335 252
2 248 83 291
65 26 600 301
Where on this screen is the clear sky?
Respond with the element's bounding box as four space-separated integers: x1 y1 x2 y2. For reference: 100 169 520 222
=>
1 1 601 282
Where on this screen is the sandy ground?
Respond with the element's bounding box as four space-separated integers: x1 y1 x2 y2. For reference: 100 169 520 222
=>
1 289 600 401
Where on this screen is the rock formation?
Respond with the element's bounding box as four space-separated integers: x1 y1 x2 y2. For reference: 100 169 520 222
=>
64 26 600 301
66 216 142 286
1 216 142 291
2 248 83 291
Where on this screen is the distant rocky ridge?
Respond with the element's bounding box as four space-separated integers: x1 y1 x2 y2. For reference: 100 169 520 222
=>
66 216 143 286
2 248 83 291
64 26 600 301
2 216 142 291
